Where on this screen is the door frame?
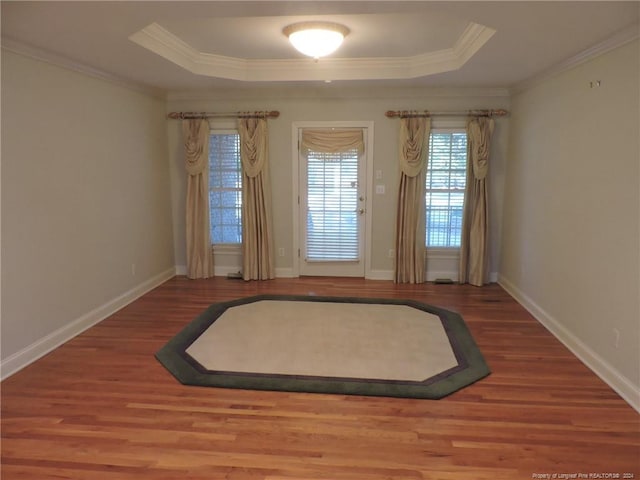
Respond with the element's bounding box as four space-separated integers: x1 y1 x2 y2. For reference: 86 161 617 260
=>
291 121 374 278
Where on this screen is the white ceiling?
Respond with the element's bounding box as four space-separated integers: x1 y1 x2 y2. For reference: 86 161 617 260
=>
2 1 639 93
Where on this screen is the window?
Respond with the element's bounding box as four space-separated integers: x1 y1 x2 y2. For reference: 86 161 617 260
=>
425 131 468 247
208 132 242 244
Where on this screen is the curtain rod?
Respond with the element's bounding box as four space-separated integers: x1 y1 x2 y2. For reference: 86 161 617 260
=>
167 111 280 120
385 109 508 119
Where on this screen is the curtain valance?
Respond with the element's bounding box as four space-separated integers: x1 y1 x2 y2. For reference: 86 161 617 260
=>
467 117 495 180
182 119 209 176
300 129 364 155
398 117 428 177
238 117 269 178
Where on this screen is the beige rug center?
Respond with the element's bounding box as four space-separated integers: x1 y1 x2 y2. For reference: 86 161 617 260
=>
186 300 458 381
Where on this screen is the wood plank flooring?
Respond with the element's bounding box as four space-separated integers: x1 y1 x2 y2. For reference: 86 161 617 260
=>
2 276 638 479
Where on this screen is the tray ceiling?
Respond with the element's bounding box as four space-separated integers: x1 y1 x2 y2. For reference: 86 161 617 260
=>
129 17 495 82
1 1 638 92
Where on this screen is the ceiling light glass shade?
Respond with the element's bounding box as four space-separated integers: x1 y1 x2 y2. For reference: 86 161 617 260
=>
283 22 350 58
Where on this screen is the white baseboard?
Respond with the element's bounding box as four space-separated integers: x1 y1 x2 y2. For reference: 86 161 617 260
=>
368 269 452 282
426 270 458 282
176 265 296 279
175 264 236 277
275 267 295 278
498 274 640 413
0 267 176 381
366 271 498 283
177 265 498 284
366 269 394 281
214 265 242 277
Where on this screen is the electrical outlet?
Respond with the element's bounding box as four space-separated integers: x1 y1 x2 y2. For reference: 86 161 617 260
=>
613 328 620 348
388 249 395 258
278 248 285 257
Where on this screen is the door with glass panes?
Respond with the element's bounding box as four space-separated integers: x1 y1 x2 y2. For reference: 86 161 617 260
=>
298 127 367 277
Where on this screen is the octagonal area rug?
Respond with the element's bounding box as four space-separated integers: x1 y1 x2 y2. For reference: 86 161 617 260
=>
156 295 490 399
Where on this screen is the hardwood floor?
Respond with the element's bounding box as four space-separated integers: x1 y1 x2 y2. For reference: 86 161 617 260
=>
2 276 638 479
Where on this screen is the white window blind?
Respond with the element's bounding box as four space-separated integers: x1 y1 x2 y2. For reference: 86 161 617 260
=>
425 131 468 247
306 148 360 261
208 132 242 244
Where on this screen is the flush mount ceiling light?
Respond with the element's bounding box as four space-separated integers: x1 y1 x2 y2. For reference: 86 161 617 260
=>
283 22 350 59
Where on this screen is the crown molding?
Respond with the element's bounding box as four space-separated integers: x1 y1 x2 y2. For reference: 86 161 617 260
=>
453 21 498 67
511 23 639 94
166 86 510 103
130 22 495 83
1 37 165 99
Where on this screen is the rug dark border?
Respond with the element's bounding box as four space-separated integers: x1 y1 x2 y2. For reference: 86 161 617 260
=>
155 295 491 399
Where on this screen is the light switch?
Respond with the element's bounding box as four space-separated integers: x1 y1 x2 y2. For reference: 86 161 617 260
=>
376 184 385 195
375 170 383 180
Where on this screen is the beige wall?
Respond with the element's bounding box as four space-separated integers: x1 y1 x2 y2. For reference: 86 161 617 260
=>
1 51 175 362
167 88 510 279
500 40 640 403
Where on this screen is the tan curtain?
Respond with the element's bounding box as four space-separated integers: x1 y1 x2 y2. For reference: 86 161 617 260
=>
459 116 495 286
394 117 430 283
238 117 275 281
182 119 214 279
